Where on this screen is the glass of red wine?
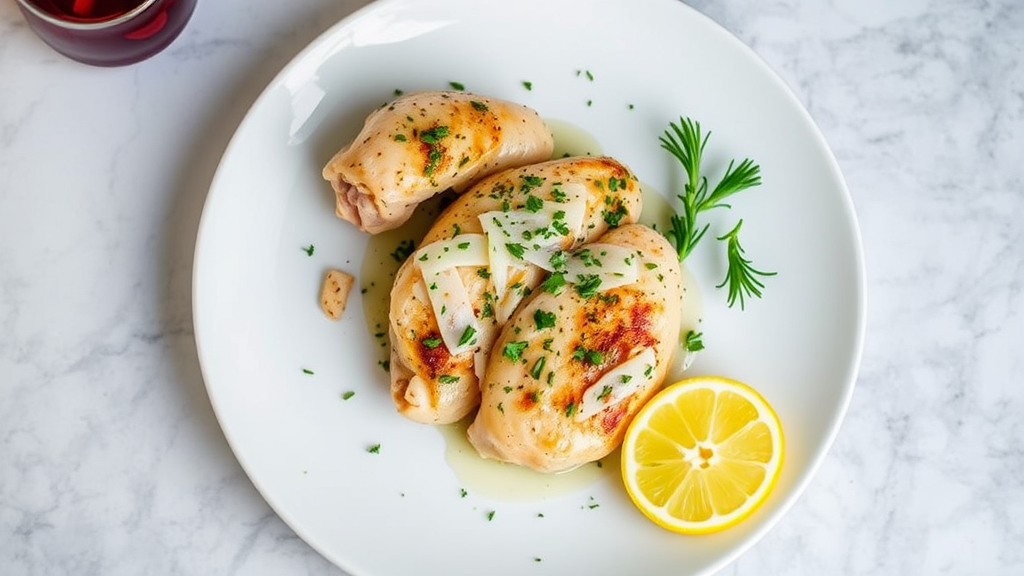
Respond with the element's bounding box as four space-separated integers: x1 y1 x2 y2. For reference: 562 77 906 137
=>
15 0 198 67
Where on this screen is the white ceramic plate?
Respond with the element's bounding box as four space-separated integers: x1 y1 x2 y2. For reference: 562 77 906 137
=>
193 0 865 575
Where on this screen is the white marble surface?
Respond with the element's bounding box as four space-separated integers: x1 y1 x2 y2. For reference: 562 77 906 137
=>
1 0 1022 574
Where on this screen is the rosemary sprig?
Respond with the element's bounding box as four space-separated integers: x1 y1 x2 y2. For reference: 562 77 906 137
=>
716 220 777 310
659 116 773 307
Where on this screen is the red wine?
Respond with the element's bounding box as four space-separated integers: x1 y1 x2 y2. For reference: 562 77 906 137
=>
16 0 197 66
34 0 150 21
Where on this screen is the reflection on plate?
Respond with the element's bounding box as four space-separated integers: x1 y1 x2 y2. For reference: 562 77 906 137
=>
192 0 865 575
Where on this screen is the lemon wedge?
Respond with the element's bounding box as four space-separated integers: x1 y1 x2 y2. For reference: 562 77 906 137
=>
620 376 784 534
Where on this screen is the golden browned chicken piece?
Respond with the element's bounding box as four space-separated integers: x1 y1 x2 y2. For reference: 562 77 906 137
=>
389 157 643 424
467 224 683 473
323 91 553 234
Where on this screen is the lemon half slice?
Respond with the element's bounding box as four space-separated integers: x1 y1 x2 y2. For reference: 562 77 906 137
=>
621 376 784 534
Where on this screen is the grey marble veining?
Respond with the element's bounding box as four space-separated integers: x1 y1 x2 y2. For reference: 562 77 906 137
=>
1 0 1022 575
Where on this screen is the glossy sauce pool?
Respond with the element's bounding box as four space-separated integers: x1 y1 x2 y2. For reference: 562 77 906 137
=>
360 120 703 500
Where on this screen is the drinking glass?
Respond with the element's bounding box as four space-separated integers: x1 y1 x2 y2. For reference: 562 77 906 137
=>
15 0 198 67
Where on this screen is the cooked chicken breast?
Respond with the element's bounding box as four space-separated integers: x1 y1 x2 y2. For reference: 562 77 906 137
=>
466 224 683 473
390 157 643 424
323 91 553 234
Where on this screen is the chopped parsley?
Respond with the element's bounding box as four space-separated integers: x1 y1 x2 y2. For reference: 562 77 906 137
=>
420 125 449 143
302 244 314 256
533 309 556 330
505 243 526 259
548 251 567 271
422 337 442 349
390 239 416 262
419 126 450 176
502 341 529 362
685 330 705 352
438 375 459 384
573 274 602 298
551 219 570 236
342 391 355 400
530 357 546 380
578 249 601 267
572 346 604 365
602 202 629 227
458 325 477 347
524 195 544 213
366 444 381 454
449 81 465 91
565 402 577 418
522 80 533 91
540 272 567 295
470 100 488 111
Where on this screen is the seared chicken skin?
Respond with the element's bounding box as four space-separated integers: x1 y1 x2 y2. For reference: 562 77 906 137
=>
389 157 643 424
323 91 553 234
467 224 683 473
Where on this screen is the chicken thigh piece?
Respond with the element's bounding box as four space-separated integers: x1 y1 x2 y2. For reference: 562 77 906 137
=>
389 157 643 424
467 224 683 473
323 91 553 234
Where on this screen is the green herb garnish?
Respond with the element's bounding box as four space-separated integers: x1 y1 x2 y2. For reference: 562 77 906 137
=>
390 239 416 262
659 117 772 306
524 195 544 213
505 243 526 259
419 126 450 176
533 309 556 329
502 341 529 362
684 330 705 352
716 220 777 309
572 346 603 365
540 272 567 295
530 357 546 380
458 325 477 347
573 274 602 298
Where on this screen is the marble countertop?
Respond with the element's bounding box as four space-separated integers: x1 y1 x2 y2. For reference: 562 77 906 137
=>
2 0 1022 574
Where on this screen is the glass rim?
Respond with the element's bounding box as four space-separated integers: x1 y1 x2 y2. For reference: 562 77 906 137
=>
15 0 162 31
